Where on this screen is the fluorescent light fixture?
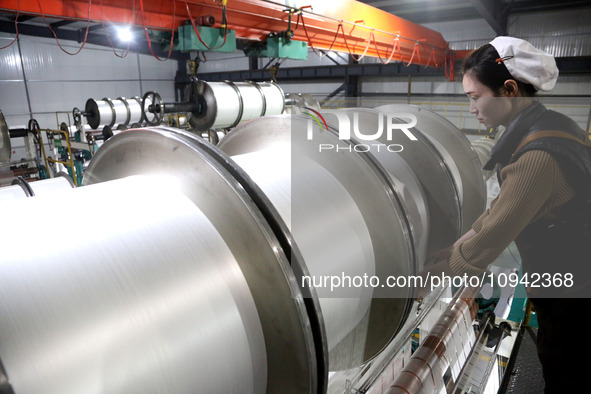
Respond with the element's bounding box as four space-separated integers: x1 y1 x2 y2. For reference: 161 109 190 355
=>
117 27 133 42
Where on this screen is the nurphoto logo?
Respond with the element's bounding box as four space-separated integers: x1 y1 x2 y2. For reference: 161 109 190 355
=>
302 108 418 153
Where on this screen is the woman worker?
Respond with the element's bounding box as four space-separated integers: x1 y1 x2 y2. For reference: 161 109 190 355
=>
422 36 591 392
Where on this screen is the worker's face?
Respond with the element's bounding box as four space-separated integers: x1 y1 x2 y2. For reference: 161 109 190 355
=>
463 72 513 129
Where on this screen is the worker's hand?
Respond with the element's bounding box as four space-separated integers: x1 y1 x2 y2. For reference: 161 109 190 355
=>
423 245 453 269
413 246 454 300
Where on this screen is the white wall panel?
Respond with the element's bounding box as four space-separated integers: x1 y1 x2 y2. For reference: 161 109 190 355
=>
280 81 343 95
19 37 140 81
28 113 62 130
0 81 28 115
26 81 142 116
0 34 177 127
0 41 23 80
139 80 176 102
3 114 29 129
137 53 178 80
197 51 250 73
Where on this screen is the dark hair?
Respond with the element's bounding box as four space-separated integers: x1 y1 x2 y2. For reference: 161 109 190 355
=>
462 44 537 97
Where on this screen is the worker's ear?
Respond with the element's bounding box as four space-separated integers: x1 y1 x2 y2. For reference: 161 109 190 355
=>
503 79 519 97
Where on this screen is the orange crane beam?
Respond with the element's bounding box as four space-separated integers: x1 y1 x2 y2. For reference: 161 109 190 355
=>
0 0 456 78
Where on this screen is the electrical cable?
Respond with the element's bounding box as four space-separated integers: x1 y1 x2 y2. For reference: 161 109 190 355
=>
296 11 339 57
36 0 92 56
404 42 419 67
0 0 19 50
428 47 438 68
340 22 373 62
98 0 132 58
294 5 451 68
299 13 372 62
299 11 402 64
139 0 175 61
373 35 400 65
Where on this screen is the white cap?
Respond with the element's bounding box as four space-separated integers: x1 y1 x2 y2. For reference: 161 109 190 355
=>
490 36 559 91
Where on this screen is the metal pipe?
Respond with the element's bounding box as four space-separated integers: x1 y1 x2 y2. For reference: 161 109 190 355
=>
8 129 28 138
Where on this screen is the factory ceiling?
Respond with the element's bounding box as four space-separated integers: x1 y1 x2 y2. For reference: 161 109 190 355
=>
0 0 590 76
357 0 590 34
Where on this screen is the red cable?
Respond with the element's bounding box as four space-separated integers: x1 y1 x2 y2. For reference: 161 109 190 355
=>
444 54 455 80
0 0 19 50
347 29 373 62
299 12 380 63
405 43 419 66
37 0 92 55
431 48 438 68
139 0 175 61
299 14 368 61
373 35 401 65
98 0 131 58
185 1 227 50
297 13 340 57
338 23 373 62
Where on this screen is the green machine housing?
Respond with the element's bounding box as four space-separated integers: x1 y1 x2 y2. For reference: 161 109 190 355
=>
175 25 237 52
244 36 308 60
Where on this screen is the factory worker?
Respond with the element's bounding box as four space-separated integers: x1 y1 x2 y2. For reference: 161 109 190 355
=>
420 36 591 393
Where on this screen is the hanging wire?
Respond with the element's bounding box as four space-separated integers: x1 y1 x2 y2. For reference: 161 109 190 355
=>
299 10 399 64
0 0 20 50
404 42 419 66
294 6 452 71
98 0 132 58
139 0 176 61
296 11 340 57
428 47 438 68
373 35 401 65
341 22 374 62
36 0 92 55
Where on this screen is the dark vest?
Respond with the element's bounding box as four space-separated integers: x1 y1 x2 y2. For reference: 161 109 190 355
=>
484 101 591 297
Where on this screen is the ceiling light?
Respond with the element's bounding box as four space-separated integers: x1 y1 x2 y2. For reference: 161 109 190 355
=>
117 27 133 42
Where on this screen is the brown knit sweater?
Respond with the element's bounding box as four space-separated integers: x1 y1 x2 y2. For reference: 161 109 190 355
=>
449 149 576 276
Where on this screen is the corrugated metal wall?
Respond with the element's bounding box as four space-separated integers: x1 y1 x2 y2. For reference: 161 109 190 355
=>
422 19 496 51
508 8 591 57
423 7 591 57
0 33 178 130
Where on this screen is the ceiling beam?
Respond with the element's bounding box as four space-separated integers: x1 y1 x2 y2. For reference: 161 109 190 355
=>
468 0 507 35
191 55 591 84
49 20 78 29
555 56 591 75
509 0 591 13
192 61 450 83
385 7 482 24
0 20 178 59
0 0 454 72
377 0 472 16
15 15 36 23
